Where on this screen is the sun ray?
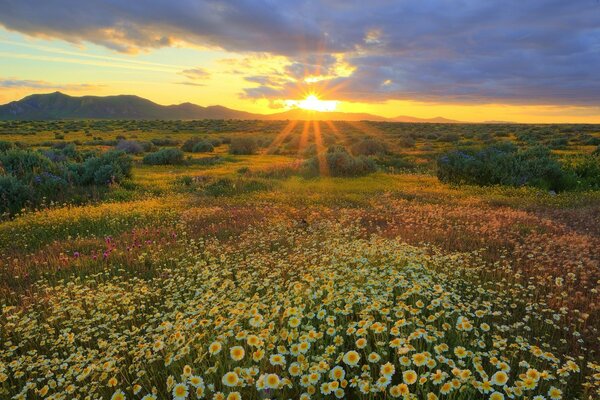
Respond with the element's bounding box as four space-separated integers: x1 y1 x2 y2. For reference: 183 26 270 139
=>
266 120 298 154
297 120 311 157
312 120 330 176
346 120 400 153
324 120 348 147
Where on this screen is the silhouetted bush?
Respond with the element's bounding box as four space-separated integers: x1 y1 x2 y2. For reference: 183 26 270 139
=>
351 138 387 156
181 137 202 152
229 137 258 155
142 148 184 165
303 146 377 177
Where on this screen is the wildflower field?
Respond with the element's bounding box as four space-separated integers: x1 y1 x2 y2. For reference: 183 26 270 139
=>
1 120 599 400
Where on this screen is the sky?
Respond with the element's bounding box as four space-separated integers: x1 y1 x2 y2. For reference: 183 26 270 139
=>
1 1 600 123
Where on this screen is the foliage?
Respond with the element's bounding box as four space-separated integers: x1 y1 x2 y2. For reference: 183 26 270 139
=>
437 144 577 191
142 148 184 165
229 137 258 155
303 146 377 177
351 138 387 156
192 140 214 153
0 148 131 214
115 140 145 154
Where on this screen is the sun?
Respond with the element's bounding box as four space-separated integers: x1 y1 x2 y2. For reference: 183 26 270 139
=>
295 94 338 112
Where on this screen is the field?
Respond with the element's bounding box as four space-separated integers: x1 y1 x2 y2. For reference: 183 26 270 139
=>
1 120 600 400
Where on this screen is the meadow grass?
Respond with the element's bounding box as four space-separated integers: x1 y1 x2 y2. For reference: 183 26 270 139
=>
1 121 599 399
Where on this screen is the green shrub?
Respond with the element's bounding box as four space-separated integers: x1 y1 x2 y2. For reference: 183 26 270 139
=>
0 175 32 214
437 145 575 191
0 141 14 152
78 150 133 185
229 137 258 155
115 140 144 154
151 137 180 146
567 155 600 189
181 137 202 152
142 148 184 165
0 149 55 181
192 141 214 153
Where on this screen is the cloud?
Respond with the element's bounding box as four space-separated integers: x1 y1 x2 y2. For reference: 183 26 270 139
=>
0 78 101 91
173 81 205 87
1 1 599 105
179 67 211 80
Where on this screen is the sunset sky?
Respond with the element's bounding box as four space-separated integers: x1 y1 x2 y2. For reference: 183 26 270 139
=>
1 1 599 123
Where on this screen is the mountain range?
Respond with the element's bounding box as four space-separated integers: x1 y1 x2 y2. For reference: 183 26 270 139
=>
0 92 462 123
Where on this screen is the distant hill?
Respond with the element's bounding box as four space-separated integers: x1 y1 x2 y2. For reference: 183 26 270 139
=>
0 92 462 122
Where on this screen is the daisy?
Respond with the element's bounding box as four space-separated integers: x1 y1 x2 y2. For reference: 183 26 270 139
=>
172 383 189 400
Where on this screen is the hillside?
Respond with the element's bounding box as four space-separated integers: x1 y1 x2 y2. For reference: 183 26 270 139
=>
0 92 460 122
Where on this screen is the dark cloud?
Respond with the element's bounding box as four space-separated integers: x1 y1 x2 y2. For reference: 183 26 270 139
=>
1 1 599 105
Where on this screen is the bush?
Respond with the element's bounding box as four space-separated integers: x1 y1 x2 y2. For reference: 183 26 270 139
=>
229 137 258 155
116 140 144 154
0 149 55 180
0 175 31 214
0 148 132 215
151 137 180 147
78 150 133 185
143 148 184 165
351 139 387 156
437 145 575 191
0 141 14 152
303 146 377 177
192 141 214 153
181 137 202 152
567 154 600 189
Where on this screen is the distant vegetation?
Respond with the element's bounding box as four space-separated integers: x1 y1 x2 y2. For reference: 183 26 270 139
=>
1 119 599 215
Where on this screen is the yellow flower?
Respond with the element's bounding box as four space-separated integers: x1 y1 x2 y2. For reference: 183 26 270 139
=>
172 383 188 399
403 369 417 385
230 346 245 361
381 362 395 377
111 390 126 400
209 341 222 355
548 386 562 400
491 371 509 386
343 350 360 367
490 392 504 400
222 372 239 387
265 373 280 389
226 392 241 400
